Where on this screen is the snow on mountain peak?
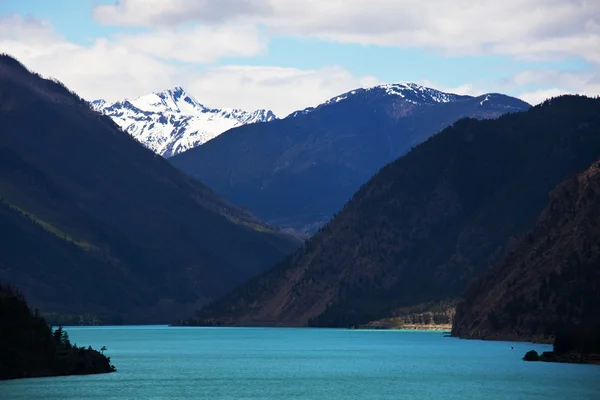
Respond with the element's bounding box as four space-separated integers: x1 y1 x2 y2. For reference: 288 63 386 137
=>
92 88 277 158
287 82 532 120
318 82 461 109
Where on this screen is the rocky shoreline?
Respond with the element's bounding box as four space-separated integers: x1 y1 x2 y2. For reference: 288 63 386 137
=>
523 350 600 365
360 318 452 331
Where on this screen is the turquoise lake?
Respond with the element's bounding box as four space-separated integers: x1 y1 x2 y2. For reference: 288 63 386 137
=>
1 326 599 399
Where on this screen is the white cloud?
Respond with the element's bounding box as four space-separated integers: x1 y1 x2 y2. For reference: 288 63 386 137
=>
0 14 379 115
116 24 267 63
94 0 600 66
0 12 265 69
186 65 380 115
93 0 270 26
511 69 600 104
510 69 598 89
518 88 571 105
86 0 600 103
0 14 177 101
4 1 600 113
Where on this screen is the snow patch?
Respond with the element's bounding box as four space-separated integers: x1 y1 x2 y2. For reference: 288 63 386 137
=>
92 87 276 157
290 82 464 116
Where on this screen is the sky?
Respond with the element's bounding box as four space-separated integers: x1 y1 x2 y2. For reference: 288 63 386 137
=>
1 0 599 116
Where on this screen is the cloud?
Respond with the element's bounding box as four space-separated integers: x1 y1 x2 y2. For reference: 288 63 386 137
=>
0 14 178 100
0 14 267 101
116 24 267 63
4 1 600 113
93 0 600 66
89 0 600 102
0 14 379 115
0 13 265 67
94 0 271 26
510 69 599 89
518 88 571 105
186 65 381 115
511 68 600 104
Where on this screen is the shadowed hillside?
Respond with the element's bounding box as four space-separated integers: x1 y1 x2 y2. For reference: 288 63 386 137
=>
0 55 299 323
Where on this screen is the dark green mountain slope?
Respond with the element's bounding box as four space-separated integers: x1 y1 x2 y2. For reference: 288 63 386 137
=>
170 85 529 233
0 55 299 323
0 199 147 320
186 95 600 328
0 282 115 380
453 159 600 342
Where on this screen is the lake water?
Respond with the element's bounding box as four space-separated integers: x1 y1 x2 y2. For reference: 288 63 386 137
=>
1 326 599 399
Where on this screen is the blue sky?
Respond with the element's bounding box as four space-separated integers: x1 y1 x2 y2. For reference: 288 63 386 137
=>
1 0 598 115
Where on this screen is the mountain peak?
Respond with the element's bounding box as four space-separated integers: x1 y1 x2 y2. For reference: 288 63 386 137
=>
158 86 187 101
326 82 464 105
0 54 30 73
288 82 466 118
376 82 459 102
289 83 529 119
168 85 185 94
91 88 278 157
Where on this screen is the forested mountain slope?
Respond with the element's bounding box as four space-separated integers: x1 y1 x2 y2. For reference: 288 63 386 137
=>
185 95 600 327
453 158 600 342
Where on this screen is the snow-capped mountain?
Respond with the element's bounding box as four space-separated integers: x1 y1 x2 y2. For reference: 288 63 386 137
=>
91 87 276 157
289 82 526 117
325 82 463 105
171 82 531 234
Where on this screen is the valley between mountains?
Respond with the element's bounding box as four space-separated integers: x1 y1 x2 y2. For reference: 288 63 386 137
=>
1 54 599 349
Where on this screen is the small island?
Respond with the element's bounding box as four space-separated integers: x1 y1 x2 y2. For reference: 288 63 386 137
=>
0 282 116 380
523 328 600 365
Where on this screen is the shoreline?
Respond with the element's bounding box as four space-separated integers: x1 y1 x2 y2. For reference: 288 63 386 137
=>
360 322 452 331
524 350 600 365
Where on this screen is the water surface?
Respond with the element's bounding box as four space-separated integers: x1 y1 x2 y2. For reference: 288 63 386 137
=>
1 326 598 399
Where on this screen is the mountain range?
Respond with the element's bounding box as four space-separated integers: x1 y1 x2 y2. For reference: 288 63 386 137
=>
0 55 299 324
170 83 530 233
3 52 598 343
185 95 600 328
91 87 276 157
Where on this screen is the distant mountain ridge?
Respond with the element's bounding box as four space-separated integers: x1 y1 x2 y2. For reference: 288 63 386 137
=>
183 95 600 328
290 83 524 117
91 87 276 157
171 83 530 233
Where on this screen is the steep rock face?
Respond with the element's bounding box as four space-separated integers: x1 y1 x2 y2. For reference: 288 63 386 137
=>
171 83 529 233
91 87 276 157
185 95 600 328
0 55 299 323
453 159 600 342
